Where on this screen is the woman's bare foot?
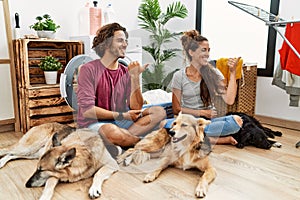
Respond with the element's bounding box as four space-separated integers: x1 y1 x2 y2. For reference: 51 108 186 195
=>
209 136 238 145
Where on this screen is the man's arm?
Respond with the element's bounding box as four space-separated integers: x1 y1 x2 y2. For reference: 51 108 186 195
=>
127 61 148 110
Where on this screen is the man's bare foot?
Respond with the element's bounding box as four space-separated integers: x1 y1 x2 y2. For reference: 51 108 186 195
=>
209 136 237 145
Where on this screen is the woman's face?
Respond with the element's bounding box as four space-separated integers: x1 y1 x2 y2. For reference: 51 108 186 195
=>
190 41 210 66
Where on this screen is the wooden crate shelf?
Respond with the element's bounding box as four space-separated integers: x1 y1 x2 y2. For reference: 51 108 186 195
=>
13 39 83 133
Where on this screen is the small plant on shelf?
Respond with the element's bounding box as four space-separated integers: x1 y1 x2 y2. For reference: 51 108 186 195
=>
30 14 60 32
39 55 63 84
39 55 63 71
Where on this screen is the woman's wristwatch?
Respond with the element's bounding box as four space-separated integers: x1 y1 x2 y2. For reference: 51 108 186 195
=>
116 112 124 120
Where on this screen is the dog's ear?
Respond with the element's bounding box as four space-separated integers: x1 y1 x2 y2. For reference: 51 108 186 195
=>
197 118 211 134
195 118 211 142
197 118 211 127
52 132 61 147
56 148 76 169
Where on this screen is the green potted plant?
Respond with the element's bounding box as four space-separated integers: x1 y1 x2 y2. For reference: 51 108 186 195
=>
138 0 188 91
29 14 61 39
39 55 63 84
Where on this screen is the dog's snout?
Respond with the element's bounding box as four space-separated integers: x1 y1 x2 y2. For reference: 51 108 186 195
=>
167 129 175 137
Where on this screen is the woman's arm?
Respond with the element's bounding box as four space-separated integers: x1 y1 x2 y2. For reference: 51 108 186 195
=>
221 57 240 105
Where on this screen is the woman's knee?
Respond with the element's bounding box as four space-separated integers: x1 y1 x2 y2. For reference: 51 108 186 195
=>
233 115 243 127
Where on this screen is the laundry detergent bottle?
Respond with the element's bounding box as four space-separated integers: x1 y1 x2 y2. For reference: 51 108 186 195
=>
104 3 116 25
89 1 102 35
79 1 102 35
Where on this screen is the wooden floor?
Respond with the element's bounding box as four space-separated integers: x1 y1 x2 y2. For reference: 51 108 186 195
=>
0 125 299 200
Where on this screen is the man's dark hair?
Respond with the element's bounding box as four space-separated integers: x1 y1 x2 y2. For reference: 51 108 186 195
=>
92 23 128 57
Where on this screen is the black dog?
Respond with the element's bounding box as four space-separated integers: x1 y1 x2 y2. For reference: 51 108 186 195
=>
226 112 283 149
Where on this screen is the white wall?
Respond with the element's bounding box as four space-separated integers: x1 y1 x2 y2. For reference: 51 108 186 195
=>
0 1 14 120
1 0 299 123
8 0 195 39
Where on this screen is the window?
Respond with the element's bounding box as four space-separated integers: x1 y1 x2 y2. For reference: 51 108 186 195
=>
196 0 280 77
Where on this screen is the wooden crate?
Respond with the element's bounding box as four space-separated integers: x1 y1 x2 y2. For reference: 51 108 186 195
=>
13 39 84 133
214 65 257 117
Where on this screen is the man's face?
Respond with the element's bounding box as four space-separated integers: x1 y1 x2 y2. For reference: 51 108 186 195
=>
108 30 128 59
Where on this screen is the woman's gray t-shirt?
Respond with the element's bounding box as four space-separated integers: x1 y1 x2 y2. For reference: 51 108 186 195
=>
171 67 224 109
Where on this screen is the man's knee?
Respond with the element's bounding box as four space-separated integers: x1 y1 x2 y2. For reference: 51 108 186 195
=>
149 106 166 120
159 119 167 128
99 124 124 143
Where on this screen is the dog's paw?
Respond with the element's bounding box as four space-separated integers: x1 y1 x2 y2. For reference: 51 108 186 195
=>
195 181 208 198
88 185 102 199
274 131 283 137
124 154 133 166
295 141 300 148
0 157 8 169
272 142 282 148
143 173 157 183
236 143 245 149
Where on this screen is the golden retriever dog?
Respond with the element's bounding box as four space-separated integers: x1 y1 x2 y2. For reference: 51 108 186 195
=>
0 122 74 168
118 112 216 198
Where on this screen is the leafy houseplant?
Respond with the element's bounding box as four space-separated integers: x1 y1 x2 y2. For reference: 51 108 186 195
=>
39 55 63 84
30 14 60 39
138 0 188 91
39 55 63 71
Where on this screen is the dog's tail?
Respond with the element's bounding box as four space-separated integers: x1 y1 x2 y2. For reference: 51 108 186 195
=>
0 146 13 157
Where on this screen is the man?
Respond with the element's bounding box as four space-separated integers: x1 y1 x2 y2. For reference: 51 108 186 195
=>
77 23 166 156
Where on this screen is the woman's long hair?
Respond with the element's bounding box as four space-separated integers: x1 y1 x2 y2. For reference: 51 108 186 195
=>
181 30 226 107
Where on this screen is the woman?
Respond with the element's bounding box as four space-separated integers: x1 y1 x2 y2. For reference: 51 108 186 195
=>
165 30 243 145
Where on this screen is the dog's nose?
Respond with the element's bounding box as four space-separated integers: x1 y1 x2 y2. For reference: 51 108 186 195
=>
167 129 175 137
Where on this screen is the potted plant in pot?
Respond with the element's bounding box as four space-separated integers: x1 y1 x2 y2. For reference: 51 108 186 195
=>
138 0 188 92
29 14 60 39
39 55 63 84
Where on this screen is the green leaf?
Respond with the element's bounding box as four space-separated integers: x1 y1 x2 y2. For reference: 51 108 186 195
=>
162 2 188 25
138 0 188 92
39 55 63 71
30 14 60 32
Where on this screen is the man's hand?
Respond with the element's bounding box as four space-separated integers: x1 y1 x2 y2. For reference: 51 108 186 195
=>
128 61 149 77
123 110 143 121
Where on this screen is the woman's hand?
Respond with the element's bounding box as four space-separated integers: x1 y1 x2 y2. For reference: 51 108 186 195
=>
227 57 241 72
128 61 149 78
200 109 217 119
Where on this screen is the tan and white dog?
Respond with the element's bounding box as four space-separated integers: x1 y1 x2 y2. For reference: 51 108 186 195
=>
0 123 119 200
0 122 74 168
118 113 216 198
